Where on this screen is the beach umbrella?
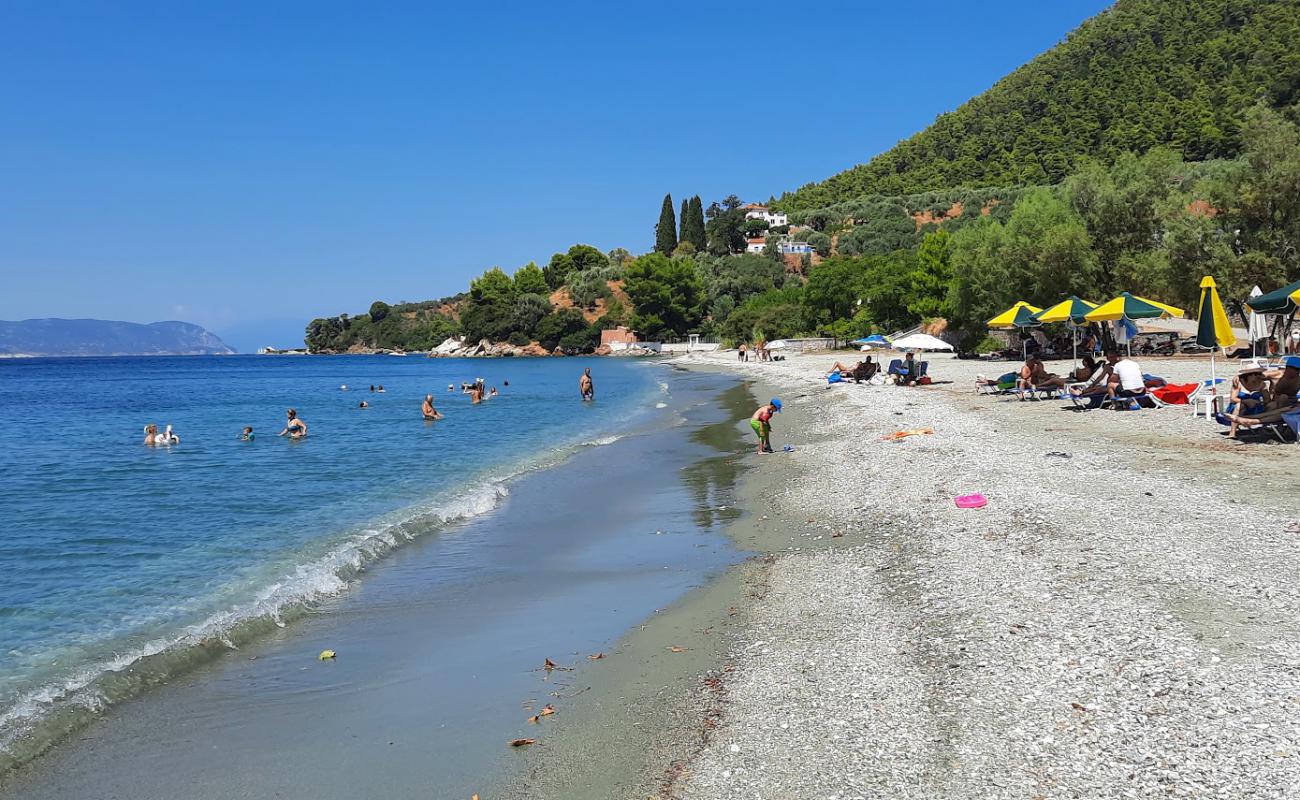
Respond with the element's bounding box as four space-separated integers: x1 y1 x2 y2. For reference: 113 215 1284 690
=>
853 334 891 349
1245 279 1300 316
1247 286 1269 357
987 301 1043 359
1195 276 1236 407
1084 292 1185 355
1032 296 1098 369
891 333 953 351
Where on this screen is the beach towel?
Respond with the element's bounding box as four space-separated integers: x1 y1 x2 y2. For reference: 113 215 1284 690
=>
879 428 934 441
1151 382 1197 405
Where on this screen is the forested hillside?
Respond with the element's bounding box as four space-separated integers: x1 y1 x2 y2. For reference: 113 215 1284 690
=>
777 0 1300 211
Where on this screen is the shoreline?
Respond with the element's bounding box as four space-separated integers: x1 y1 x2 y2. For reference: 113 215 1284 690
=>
503 350 1300 799
0 361 729 796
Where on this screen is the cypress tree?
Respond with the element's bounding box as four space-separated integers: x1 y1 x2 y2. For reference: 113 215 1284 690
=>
655 193 678 255
679 197 690 246
686 195 707 249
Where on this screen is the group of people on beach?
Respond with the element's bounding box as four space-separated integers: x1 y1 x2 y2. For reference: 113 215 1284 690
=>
1220 357 1300 437
737 340 772 362
827 351 927 386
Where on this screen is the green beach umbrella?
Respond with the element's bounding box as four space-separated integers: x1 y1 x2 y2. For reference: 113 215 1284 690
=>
1195 276 1235 404
1085 292 1185 356
1245 279 1300 316
1033 296 1099 369
988 301 1042 359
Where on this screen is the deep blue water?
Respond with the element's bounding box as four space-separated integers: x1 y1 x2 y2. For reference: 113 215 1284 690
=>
0 354 663 760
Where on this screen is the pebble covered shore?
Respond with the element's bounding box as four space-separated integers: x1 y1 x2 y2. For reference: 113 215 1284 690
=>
673 351 1299 799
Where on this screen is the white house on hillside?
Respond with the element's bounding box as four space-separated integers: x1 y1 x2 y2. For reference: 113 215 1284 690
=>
741 203 788 228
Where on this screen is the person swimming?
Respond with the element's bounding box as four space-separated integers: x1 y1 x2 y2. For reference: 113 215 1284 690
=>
359 400 369 409
422 394 444 420
488 387 498 398
279 408 307 439
239 426 255 441
145 424 180 446
143 424 160 446
448 384 455 392
579 368 594 401
377 385 386 393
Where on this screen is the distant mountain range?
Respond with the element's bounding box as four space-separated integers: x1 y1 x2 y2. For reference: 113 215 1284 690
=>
0 319 236 357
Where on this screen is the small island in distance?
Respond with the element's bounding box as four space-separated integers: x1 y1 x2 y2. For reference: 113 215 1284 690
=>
0 318 236 357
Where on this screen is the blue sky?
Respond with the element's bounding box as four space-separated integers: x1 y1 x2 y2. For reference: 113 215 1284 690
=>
0 1 1113 351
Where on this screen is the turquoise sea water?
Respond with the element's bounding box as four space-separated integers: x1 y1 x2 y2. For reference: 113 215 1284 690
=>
0 354 666 767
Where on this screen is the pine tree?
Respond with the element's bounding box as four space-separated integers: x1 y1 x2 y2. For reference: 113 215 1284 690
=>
655 193 678 255
679 197 690 246
685 195 707 249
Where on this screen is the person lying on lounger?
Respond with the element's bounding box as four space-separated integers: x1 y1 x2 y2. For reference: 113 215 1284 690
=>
829 357 877 383
1068 355 1116 408
1017 356 1068 398
1221 356 1300 434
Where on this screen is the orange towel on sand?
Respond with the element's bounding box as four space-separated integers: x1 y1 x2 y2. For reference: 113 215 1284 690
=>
879 427 935 441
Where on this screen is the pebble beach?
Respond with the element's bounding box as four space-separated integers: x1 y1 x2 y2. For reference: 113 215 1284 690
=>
664 350 1299 799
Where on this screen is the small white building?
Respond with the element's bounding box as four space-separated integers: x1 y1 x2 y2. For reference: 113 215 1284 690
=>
742 203 788 228
745 238 767 254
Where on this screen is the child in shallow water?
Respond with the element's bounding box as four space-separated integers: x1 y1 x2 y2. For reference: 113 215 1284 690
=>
239 426 254 441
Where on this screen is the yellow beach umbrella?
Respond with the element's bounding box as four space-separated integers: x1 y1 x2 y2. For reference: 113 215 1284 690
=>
987 301 1042 359
1195 276 1235 409
1032 296 1098 368
1084 292 1184 322
987 301 1042 329
1085 293 1185 355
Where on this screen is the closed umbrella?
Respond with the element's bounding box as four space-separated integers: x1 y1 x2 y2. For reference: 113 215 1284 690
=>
1032 296 1098 370
1195 276 1236 412
988 301 1043 359
1247 286 1268 356
1084 292 1185 355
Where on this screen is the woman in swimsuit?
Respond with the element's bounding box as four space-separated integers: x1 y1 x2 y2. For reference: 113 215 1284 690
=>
279 408 308 439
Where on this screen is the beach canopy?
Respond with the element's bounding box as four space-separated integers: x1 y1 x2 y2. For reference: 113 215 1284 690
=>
1195 276 1236 350
1032 296 1098 325
1084 292 1184 322
1245 279 1300 316
987 301 1042 329
891 333 953 351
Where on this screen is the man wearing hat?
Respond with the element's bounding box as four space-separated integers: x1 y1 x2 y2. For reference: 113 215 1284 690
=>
750 398 782 454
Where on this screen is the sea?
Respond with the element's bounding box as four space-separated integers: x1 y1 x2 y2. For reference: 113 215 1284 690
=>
0 354 750 796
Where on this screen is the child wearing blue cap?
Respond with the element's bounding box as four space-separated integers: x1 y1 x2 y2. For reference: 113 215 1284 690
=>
750 398 782 453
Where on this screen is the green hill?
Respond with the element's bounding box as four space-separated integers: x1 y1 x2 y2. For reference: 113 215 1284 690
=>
776 0 1300 212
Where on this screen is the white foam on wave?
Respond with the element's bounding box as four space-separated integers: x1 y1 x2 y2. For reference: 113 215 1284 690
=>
656 402 668 408
0 480 511 761
581 434 622 447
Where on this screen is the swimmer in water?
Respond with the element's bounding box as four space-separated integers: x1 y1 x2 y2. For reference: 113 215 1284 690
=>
489 387 498 398
239 426 254 441
377 385 386 393
579 368 594 401
359 400 369 409
448 384 454 392
143 423 160 446
503 379 509 387
470 384 484 404
279 408 308 439
422 394 444 420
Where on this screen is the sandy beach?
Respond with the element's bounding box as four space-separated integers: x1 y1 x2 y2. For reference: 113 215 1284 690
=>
510 349 1299 799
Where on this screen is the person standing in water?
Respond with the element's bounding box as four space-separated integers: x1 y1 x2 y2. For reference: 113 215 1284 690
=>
422 394 443 420
749 398 782 454
579 368 594 401
279 408 307 439
469 384 484 404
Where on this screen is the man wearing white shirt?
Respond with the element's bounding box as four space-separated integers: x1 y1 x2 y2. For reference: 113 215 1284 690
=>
1107 351 1154 409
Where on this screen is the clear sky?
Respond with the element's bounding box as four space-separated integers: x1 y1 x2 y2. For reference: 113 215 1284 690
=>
0 0 1113 352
